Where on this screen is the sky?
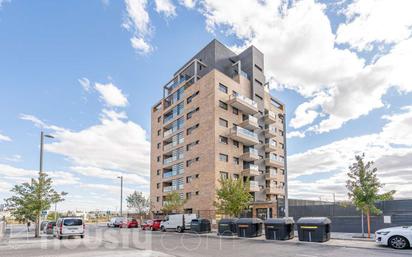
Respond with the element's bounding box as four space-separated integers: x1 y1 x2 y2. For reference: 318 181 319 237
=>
0 0 411 211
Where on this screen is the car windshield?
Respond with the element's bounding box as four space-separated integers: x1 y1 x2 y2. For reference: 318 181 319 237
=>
63 219 83 226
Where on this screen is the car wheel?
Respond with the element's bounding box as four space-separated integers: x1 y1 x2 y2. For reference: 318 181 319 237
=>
80 235 84 239
59 236 63 240
161 226 166 232
151 226 154 231
176 226 183 233
389 235 410 249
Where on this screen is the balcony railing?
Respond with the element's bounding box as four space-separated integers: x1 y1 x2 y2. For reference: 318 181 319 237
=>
163 185 177 193
228 93 258 115
163 155 183 165
249 181 259 192
245 148 258 155
264 110 277 124
230 126 259 146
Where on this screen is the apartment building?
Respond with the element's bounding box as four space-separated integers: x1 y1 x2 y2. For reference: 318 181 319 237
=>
150 39 286 220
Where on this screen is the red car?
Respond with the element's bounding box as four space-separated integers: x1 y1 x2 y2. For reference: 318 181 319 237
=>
121 218 139 228
141 219 162 231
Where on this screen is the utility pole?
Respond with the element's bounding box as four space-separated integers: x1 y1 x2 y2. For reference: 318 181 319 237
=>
282 112 289 217
118 176 123 216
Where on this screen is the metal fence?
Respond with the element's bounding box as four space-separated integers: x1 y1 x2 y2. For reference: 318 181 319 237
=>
278 199 412 233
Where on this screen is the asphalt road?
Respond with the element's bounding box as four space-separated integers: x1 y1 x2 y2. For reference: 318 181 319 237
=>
0 224 411 257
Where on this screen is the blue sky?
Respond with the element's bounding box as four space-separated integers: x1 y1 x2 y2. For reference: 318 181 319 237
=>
0 0 412 211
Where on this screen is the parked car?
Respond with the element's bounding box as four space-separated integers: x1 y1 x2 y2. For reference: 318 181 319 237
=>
107 217 126 228
375 226 412 249
141 219 162 231
121 218 139 228
54 217 85 240
160 214 197 233
40 221 49 232
43 221 56 235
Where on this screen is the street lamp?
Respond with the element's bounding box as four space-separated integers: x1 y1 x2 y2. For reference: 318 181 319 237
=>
117 176 123 217
38 131 54 236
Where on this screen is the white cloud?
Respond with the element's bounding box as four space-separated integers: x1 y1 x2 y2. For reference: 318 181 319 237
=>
123 0 153 53
94 82 128 107
70 166 149 185
155 0 176 17
0 132 11 142
288 106 412 200
2 154 22 162
22 110 150 179
286 130 305 139
179 0 196 8
336 0 412 51
194 0 412 134
130 36 153 54
78 77 91 92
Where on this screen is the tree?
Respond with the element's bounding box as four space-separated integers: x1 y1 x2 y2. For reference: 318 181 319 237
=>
126 191 149 215
346 154 395 238
5 171 67 237
214 178 252 218
161 191 186 214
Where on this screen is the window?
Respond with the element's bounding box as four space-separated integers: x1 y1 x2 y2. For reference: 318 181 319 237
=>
219 101 228 110
186 140 199 151
255 94 263 101
157 156 160 162
219 118 228 128
232 107 239 115
156 197 160 202
157 142 161 149
279 143 284 149
157 129 161 136
186 157 200 167
254 64 263 72
254 79 263 86
233 157 239 165
187 107 199 119
187 123 199 135
220 171 229 180
233 140 239 148
195 191 199 196
195 174 199 178
186 176 193 183
158 116 161 122
219 153 228 162
233 174 239 180
219 136 228 144
186 192 192 199
219 83 228 93
156 169 160 176
187 91 199 104
156 183 160 189
279 130 284 136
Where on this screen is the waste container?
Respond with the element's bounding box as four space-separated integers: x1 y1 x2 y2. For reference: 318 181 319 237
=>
217 219 238 236
190 219 211 233
297 217 331 242
264 217 295 240
236 218 263 238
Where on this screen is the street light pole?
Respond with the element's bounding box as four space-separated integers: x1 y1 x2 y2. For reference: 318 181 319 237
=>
118 176 123 216
282 112 289 218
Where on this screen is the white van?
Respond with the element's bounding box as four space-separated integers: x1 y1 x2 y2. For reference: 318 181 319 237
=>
107 217 126 228
54 217 85 240
160 214 197 233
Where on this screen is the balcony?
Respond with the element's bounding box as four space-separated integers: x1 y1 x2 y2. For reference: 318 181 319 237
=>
264 140 277 152
265 155 284 168
229 127 259 146
239 115 259 130
264 125 277 138
240 148 259 161
265 168 277 180
228 93 258 115
163 185 177 193
249 181 260 192
264 111 277 124
265 185 284 195
242 164 260 177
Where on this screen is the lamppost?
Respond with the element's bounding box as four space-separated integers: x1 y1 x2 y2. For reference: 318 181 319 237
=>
117 176 123 217
38 131 54 236
282 112 289 218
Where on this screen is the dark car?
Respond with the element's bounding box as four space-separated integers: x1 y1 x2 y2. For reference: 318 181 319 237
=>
121 219 139 228
44 222 56 234
141 219 162 231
